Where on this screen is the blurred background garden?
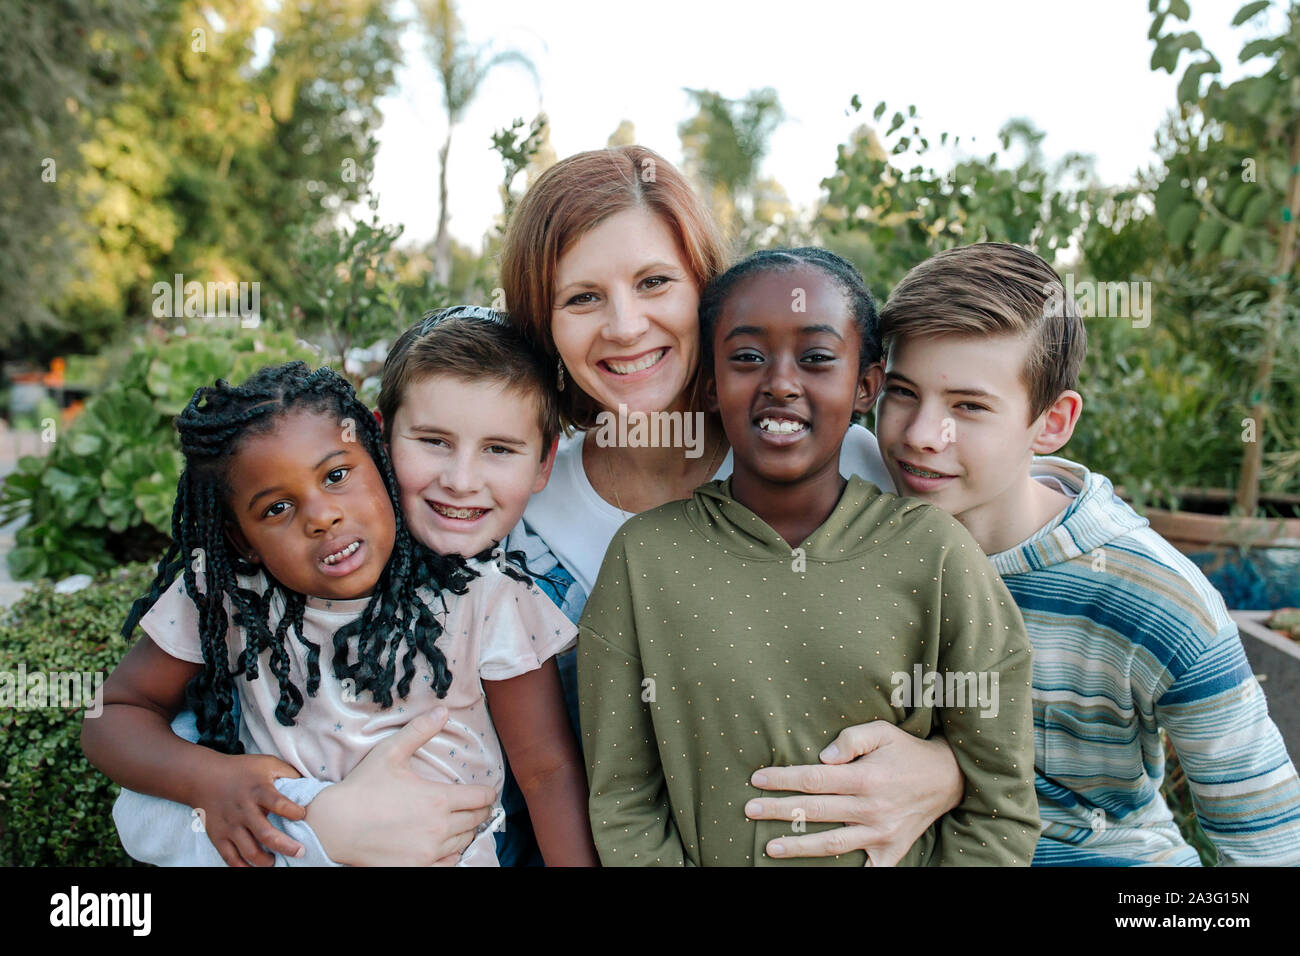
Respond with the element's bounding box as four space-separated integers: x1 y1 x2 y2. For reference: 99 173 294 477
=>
0 0 1297 864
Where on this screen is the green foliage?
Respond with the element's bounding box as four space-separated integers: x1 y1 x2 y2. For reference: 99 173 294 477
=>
492 113 550 227
0 561 160 866
266 155 409 376
35 0 401 361
0 0 165 352
0 326 320 582
1065 306 1243 507
830 0 1300 505
820 102 1093 296
679 87 784 201
679 88 791 251
1145 0 1300 504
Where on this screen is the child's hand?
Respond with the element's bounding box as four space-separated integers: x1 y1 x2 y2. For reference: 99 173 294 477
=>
306 707 496 866
190 753 309 868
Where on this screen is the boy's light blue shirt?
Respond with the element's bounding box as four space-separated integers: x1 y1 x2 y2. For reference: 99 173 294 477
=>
1001 456 1300 866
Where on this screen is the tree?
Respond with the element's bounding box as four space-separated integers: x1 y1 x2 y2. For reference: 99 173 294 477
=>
265 146 407 380
44 0 402 358
1147 0 1300 513
415 0 538 286
0 0 166 356
819 98 1094 296
678 87 785 249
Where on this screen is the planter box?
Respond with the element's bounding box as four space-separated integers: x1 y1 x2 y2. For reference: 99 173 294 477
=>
1232 610 1300 764
1141 499 1300 551
1120 490 1300 609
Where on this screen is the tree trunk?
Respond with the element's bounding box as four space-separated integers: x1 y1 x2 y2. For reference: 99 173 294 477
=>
1235 121 1300 516
433 128 453 288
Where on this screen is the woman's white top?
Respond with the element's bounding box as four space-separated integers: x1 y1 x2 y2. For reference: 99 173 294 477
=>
524 423 896 598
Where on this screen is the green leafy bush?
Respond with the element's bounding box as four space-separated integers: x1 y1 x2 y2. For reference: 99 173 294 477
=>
0 560 158 866
1066 308 1242 509
1 325 321 581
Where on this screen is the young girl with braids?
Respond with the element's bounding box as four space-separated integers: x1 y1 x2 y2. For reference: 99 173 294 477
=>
83 352 597 866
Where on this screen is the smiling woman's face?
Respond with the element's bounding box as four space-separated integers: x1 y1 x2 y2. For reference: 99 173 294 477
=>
550 207 701 416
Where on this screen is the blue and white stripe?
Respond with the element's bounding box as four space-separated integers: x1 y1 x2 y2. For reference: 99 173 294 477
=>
992 456 1300 866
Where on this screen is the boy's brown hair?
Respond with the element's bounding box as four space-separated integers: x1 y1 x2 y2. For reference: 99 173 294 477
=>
878 242 1086 422
499 144 728 430
378 306 562 456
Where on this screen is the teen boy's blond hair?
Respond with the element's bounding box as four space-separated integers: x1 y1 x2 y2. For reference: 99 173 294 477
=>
878 242 1086 421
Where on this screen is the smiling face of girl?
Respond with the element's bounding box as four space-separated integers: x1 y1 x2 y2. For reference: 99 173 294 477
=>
222 407 396 601
550 206 702 417
709 265 880 492
387 373 555 557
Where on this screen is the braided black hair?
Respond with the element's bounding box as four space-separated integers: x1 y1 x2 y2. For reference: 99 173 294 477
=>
698 247 881 375
122 361 486 754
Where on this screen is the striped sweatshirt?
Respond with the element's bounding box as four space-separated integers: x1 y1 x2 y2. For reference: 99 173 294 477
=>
992 456 1300 865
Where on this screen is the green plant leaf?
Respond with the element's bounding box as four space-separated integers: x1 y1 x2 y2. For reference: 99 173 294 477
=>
1232 1 1269 26
1192 216 1226 252
40 468 84 503
1242 191 1272 226
1267 159 1292 194
67 431 102 457
1239 37 1279 62
1155 176 1185 221
1225 181 1252 217
1177 63 1206 103
1243 75 1276 112
1166 202 1201 246
7 546 47 580
1220 224 1246 257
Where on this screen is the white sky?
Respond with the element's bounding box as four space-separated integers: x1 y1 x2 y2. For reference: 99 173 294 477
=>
371 0 1271 250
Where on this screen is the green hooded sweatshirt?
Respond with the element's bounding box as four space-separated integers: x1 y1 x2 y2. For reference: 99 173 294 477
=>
578 475 1039 866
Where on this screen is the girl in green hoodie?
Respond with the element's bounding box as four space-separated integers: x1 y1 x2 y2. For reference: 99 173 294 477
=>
577 249 1041 866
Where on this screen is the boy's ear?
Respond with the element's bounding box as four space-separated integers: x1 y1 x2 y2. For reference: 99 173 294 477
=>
224 521 259 564
373 409 391 456
854 361 886 417
1032 389 1083 455
531 435 560 494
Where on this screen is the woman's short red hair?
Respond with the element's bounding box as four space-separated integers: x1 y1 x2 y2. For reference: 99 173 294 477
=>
499 145 727 429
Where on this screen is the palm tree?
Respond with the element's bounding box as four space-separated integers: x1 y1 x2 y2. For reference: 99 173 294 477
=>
415 0 537 286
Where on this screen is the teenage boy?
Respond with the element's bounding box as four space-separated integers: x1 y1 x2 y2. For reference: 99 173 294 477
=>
875 242 1300 865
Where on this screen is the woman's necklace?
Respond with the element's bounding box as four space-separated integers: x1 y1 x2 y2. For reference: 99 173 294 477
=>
602 429 726 517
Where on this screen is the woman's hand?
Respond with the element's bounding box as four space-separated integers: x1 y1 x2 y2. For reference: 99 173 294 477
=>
189 753 309 867
744 721 965 866
306 707 496 866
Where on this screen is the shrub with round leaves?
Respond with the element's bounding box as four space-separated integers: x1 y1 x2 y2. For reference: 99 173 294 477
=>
0 561 158 866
